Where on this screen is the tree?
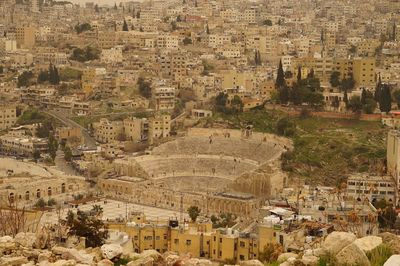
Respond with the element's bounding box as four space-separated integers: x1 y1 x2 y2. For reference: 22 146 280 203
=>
276 117 296 137
278 86 290 104
136 11 140 18
64 146 72 162
297 66 302 82
33 150 41 162
65 207 108 247
74 23 91 34
187 206 201 222
393 90 400 108
176 14 182 22
206 24 210 34
137 77 152 98
361 88 367 105
171 21 177 31
48 135 58 162
17 71 33 87
94 4 99 12
347 95 362 113
330 71 341 87
37 70 49 83
182 37 192 45
363 98 377 114
375 77 383 102
231 95 243 113
34 198 46 209
379 84 392 113
341 76 355 92
276 60 285 89
263 19 272 26
122 20 129 31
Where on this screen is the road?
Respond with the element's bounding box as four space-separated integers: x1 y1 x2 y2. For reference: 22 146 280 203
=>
44 110 97 149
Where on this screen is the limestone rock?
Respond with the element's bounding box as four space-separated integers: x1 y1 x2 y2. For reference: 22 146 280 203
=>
0 256 28 266
277 253 298 263
164 254 180 265
100 244 123 260
185 258 213 266
51 259 77 266
139 249 162 261
301 255 318 266
335 243 370 266
21 262 35 266
239 260 264 266
127 257 154 266
384 255 400 266
354 236 383 252
51 246 93 264
322 231 357 255
0 236 14 243
97 259 114 266
38 250 53 263
14 232 37 248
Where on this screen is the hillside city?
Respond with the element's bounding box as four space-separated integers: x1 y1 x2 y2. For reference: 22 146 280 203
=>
2 0 400 265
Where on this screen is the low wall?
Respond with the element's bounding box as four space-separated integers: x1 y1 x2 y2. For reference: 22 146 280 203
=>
187 128 293 149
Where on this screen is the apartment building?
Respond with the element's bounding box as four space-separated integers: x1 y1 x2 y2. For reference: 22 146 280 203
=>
109 218 278 262
98 31 117 49
352 57 376 86
15 25 36 49
0 135 48 156
346 174 398 202
148 114 171 140
0 106 17 131
153 87 176 111
92 119 124 143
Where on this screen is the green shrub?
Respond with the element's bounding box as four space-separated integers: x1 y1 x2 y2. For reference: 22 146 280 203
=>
366 244 393 266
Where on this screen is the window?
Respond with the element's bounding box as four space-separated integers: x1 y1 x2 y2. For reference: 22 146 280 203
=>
174 239 179 244
186 240 191 245
240 241 245 247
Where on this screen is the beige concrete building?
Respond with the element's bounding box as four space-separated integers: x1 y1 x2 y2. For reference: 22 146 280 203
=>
0 105 17 131
15 25 36 49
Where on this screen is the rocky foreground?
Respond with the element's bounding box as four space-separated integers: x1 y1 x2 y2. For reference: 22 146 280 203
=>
278 231 400 266
1 231 400 266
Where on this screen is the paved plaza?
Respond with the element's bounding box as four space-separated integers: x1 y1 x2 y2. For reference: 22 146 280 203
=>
39 199 188 226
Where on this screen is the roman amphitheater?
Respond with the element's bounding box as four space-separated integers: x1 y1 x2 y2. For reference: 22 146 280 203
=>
100 128 293 218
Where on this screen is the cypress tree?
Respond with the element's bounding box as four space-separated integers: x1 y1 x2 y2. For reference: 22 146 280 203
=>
206 24 210 34
297 66 302 81
276 60 285 88
380 84 392 113
375 75 382 102
122 20 129 31
361 88 367 105
49 63 55 84
53 65 60 85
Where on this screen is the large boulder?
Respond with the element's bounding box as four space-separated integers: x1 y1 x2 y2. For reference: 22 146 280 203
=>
164 253 180 265
379 232 400 254
301 255 319 266
384 255 400 266
277 253 298 263
14 232 37 248
139 249 162 261
354 236 383 252
51 260 77 266
0 256 28 266
51 246 93 264
0 236 13 243
336 243 370 266
97 259 114 266
38 250 53 263
185 258 213 266
239 260 264 266
127 257 154 266
100 244 123 260
322 231 357 255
